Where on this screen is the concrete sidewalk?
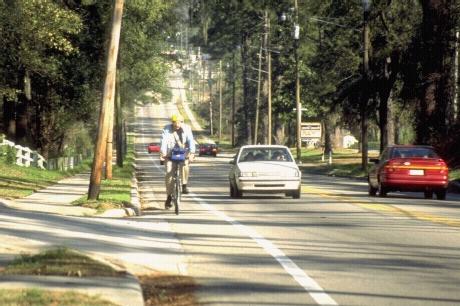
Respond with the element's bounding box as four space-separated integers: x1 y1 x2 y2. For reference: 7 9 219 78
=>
0 173 145 305
0 172 138 217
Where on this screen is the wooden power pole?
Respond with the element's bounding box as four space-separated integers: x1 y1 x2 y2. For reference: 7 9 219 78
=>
105 99 114 180
218 60 223 142
115 69 123 167
265 10 272 145
88 0 124 199
294 0 302 162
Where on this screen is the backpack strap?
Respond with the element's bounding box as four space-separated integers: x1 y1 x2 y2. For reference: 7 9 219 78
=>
173 131 185 149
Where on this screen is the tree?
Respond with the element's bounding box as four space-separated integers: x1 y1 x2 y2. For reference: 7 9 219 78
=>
417 0 456 145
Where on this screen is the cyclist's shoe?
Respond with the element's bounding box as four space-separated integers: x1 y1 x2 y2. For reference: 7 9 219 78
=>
182 184 189 194
164 195 172 209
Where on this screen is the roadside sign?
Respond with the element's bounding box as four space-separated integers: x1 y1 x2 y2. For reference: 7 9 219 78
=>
301 122 322 148
301 122 322 139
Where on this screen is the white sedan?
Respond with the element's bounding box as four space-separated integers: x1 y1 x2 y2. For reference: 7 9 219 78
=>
229 145 301 198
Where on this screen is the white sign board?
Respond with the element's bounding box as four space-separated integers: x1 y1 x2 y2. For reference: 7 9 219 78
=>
301 122 322 140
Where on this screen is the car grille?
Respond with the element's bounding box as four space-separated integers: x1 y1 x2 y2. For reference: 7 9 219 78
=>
254 184 285 187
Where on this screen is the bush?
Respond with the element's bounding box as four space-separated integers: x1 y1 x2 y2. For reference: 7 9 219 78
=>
5 146 16 165
436 124 460 168
350 141 380 151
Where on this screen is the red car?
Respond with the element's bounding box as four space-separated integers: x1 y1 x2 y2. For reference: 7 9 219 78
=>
199 143 218 157
147 143 160 153
368 145 449 200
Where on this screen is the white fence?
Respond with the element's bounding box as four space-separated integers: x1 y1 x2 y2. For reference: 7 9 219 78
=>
46 155 86 171
0 139 46 169
0 138 90 171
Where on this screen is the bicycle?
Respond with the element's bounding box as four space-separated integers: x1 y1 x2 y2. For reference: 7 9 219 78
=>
169 147 188 215
170 159 184 215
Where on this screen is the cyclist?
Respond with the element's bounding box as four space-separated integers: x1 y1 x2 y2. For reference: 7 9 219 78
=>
159 113 196 209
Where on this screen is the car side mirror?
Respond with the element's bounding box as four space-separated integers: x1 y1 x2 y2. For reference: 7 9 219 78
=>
229 160 235 165
369 158 379 164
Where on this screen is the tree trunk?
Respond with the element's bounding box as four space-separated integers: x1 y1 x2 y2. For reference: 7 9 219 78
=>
387 94 395 146
3 98 16 140
324 120 333 155
418 0 455 145
378 78 397 152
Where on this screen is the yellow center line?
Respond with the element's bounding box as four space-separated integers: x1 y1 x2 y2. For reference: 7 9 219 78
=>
301 185 460 228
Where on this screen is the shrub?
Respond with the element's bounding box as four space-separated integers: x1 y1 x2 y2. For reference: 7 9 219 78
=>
5 146 16 165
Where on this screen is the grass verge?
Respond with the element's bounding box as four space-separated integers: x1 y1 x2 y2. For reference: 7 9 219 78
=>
0 159 91 199
72 138 135 213
0 289 116 306
0 247 199 306
0 247 122 306
0 247 123 277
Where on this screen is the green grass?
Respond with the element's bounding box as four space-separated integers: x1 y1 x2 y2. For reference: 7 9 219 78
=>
1 247 123 277
215 139 237 152
0 247 119 305
0 159 91 199
0 132 136 214
0 289 116 306
450 169 460 181
301 162 369 178
72 137 135 213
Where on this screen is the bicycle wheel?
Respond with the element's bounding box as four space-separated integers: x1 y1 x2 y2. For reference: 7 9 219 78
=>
174 170 181 215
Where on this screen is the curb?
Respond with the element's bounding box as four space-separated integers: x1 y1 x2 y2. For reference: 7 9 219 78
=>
130 175 141 216
0 274 144 306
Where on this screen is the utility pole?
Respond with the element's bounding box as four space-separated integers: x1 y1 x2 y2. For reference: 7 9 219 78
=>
105 96 114 180
454 31 459 122
88 0 124 200
207 61 213 135
361 0 371 170
219 60 223 142
231 51 236 147
115 70 123 167
254 40 263 144
294 0 301 162
266 11 272 145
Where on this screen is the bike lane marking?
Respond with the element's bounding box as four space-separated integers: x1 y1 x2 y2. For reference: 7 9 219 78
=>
190 193 338 306
301 185 460 228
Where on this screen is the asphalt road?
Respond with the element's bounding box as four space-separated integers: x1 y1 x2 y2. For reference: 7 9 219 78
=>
3 70 458 306
137 95 460 306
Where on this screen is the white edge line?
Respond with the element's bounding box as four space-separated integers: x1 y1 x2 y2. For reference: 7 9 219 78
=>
190 193 338 306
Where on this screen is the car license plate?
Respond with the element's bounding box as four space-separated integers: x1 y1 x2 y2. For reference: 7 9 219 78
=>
409 169 424 176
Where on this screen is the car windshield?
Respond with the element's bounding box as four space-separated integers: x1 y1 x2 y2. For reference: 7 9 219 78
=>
238 148 292 162
391 147 438 158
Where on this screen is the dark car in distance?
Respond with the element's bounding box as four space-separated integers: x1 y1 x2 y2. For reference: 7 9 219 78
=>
199 143 218 157
368 145 449 200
